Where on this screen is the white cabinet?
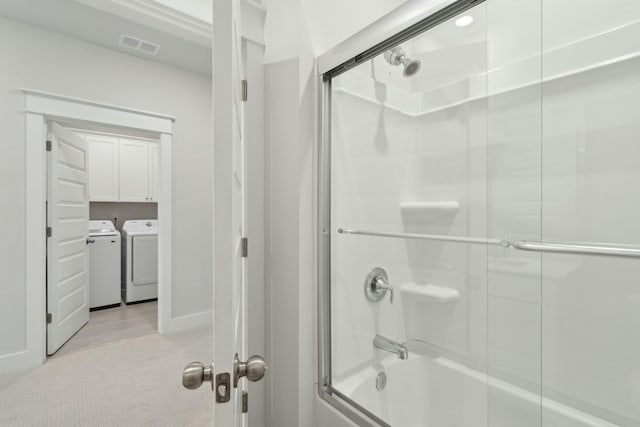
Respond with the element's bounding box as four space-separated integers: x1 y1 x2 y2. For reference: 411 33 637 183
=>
84 132 159 203
149 143 160 202
87 135 119 201
119 140 150 202
119 139 159 203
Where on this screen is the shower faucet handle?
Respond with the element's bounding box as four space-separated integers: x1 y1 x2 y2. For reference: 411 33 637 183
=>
376 277 394 303
364 267 394 304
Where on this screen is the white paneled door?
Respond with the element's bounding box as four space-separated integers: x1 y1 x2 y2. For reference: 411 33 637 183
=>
212 0 264 425
183 1 265 423
47 123 90 355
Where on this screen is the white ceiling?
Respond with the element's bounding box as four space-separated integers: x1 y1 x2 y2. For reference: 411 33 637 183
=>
0 0 212 75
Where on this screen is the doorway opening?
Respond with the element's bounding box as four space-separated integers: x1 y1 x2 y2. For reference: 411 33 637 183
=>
46 121 164 357
22 89 174 369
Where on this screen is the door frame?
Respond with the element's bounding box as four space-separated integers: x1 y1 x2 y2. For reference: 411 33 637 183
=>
20 88 174 371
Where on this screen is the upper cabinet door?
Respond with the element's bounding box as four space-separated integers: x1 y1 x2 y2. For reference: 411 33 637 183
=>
87 135 119 202
119 139 150 202
149 143 160 202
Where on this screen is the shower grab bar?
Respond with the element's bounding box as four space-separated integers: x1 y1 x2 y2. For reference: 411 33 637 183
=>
338 228 640 259
337 228 508 246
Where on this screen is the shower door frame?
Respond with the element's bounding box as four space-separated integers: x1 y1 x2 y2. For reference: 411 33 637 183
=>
316 0 487 425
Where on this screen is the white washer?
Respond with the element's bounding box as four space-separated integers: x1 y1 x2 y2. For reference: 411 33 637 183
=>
122 219 158 304
88 220 121 310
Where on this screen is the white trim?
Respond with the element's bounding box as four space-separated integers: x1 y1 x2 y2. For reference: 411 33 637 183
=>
0 351 37 375
161 310 213 335
157 132 172 334
75 0 212 47
317 0 456 75
12 113 48 375
241 0 266 46
21 89 175 133
3 90 175 374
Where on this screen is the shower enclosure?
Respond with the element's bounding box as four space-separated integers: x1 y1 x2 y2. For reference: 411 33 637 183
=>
317 0 640 425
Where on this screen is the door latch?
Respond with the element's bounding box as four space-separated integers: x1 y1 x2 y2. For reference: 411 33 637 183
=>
215 373 231 403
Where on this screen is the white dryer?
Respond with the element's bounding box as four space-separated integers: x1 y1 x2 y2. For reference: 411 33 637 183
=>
88 220 121 310
122 219 158 304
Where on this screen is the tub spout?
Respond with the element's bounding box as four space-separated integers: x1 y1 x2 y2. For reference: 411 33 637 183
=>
373 335 408 360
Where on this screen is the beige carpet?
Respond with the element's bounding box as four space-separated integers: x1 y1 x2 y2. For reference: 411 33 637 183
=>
0 334 213 426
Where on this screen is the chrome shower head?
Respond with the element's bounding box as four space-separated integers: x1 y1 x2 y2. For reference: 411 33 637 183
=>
402 59 421 77
383 47 421 78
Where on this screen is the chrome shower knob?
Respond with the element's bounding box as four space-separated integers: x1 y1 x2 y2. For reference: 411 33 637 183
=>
364 267 394 304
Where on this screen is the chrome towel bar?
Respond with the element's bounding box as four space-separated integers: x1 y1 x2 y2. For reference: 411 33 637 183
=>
511 240 640 259
337 228 508 247
337 228 640 259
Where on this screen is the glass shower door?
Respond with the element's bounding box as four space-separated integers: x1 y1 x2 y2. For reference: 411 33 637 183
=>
327 2 492 425
320 0 640 426
540 1 640 425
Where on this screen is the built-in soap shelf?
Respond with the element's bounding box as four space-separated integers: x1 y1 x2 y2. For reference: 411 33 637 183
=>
400 283 460 303
400 201 460 220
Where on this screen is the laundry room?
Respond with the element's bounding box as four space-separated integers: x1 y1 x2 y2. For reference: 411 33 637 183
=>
46 125 163 357
80 129 160 307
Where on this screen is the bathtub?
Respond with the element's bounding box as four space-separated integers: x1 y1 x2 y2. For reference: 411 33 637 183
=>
333 352 618 427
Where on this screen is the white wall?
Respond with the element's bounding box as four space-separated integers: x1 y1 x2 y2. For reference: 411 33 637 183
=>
264 58 301 427
0 16 212 364
262 0 411 426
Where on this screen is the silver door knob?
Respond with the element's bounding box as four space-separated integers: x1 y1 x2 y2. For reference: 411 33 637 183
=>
86 237 96 244
233 353 267 387
182 361 214 390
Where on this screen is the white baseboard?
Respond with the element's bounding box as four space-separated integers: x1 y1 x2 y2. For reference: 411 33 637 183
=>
161 310 213 335
0 349 44 376
0 311 212 375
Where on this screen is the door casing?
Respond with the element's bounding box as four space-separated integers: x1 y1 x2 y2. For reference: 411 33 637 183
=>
11 89 175 373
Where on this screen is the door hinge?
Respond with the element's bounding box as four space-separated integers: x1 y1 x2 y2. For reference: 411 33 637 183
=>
242 391 248 413
241 79 248 101
46 313 52 324
46 140 52 151
241 237 248 258
46 227 52 238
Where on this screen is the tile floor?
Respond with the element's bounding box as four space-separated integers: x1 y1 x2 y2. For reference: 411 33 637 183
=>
51 300 158 359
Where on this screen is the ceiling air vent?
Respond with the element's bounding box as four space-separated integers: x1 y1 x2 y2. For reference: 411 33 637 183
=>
119 35 160 56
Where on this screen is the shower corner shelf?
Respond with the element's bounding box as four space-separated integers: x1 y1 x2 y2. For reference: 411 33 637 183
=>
400 201 460 219
400 283 460 303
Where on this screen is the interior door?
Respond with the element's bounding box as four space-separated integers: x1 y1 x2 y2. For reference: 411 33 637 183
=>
47 122 90 355
212 0 265 425
182 1 265 422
